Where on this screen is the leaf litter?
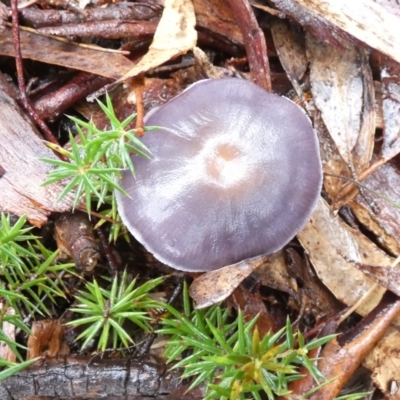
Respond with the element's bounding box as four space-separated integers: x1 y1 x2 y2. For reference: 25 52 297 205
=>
1 0 400 398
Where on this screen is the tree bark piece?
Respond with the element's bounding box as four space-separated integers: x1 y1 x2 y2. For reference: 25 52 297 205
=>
0 74 73 227
0 357 204 400
227 0 271 90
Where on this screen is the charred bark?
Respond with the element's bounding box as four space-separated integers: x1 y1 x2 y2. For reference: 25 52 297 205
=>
0 357 203 400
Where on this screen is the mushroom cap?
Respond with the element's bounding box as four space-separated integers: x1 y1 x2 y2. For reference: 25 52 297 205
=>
116 78 322 272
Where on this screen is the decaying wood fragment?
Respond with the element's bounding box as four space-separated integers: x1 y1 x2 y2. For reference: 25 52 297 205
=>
0 357 204 400
54 212 100 272
0 74 73 227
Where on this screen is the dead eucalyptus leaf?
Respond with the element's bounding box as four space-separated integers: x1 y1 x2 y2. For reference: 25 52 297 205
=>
348 260 400 297
113 0 197 84
364 326 400 399
270 18 307 83
189 256 267 309
380 57 400 161
270 0 400 64
0 27 135 80
350 160 400 256
307 33 375 173
297 198 390 316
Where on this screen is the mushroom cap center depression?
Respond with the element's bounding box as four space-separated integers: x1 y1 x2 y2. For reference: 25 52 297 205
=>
116 78 322 272
203 142 247 189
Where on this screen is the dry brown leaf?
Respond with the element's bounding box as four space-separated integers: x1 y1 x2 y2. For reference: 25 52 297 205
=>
297 198 390 316
270 19 307 84
0 76 73 227
231 286 277 336
0 27 135 79
307 33 375 173
271 0 400 64
313 116 351 200
27 320 68 359
189 256 267 309
380 57 400 161
254 251 297 296
349 261 400 297
350 160 400 256
113 0 197 85
0 305 16 363
364 326 400 399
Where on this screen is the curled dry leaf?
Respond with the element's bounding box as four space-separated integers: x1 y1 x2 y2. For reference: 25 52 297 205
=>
307 33 375 174
270 18 307 84
113 0 197 85
297 198 390 316
189 256 268 309
254 250 341 322
27 320 69 359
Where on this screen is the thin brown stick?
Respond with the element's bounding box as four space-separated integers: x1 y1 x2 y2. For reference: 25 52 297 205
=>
131 75 145 137
227 0 272 91
96 224 119 275
334 157 387 207
10 0 62 148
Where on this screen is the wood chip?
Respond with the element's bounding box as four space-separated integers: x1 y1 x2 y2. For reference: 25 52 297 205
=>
0 75 73 227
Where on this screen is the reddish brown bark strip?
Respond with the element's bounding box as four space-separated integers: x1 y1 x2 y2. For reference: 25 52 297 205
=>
227 0 271 91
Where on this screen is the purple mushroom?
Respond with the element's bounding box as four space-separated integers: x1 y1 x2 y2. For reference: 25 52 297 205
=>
116 78 322 272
